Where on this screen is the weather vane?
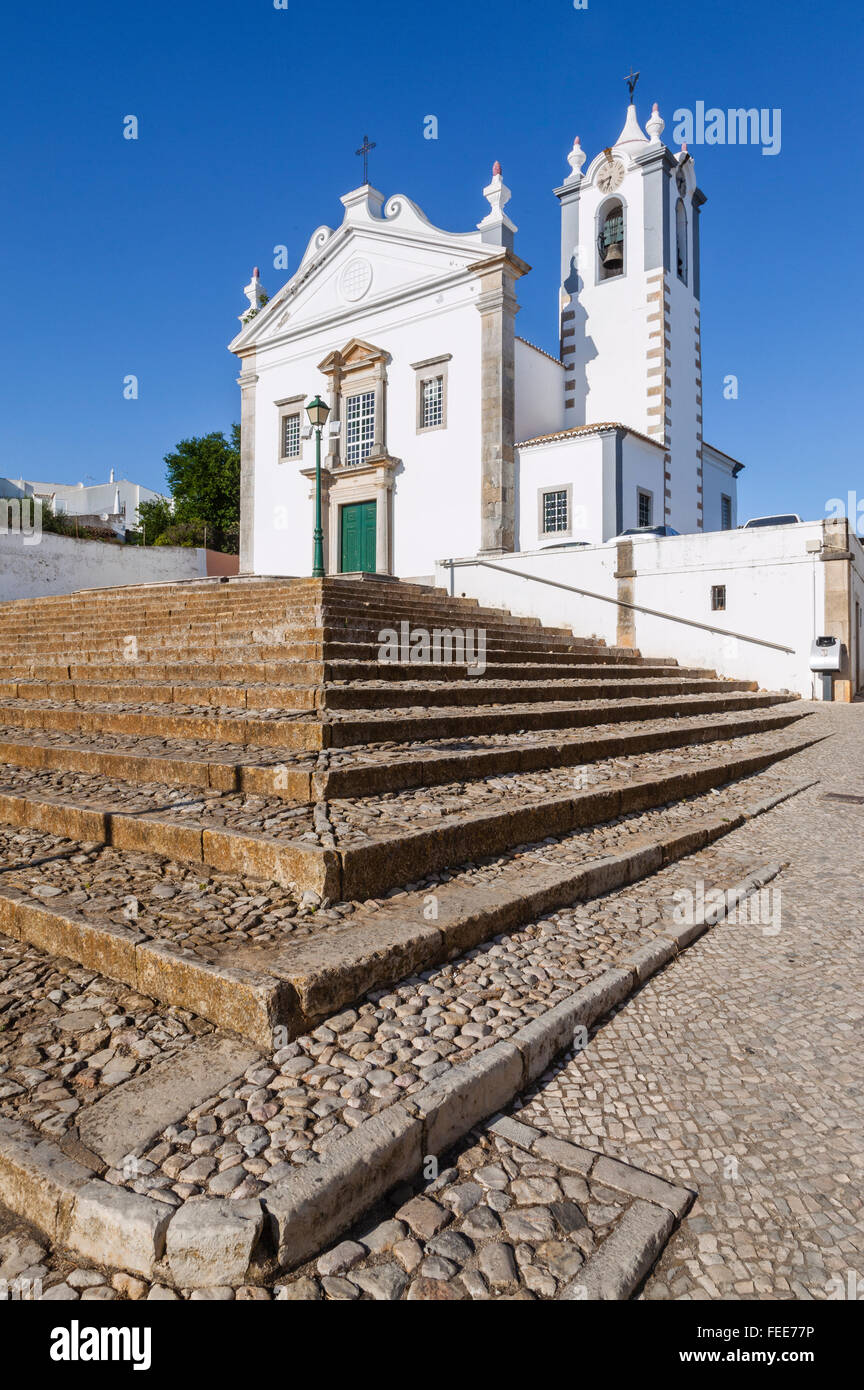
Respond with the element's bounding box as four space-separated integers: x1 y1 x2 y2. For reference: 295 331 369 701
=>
624 67 640 102
355 134 376 184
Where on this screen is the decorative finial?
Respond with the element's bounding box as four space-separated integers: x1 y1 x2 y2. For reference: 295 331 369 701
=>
478 162 517 246
646 102 665 143
624 66 640 102
566 136 586 177
241 266 268 323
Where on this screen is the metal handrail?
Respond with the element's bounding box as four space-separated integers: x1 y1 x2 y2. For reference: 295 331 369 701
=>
443 557 796 654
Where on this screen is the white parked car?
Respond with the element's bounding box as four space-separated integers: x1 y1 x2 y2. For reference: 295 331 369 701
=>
741 514 802 528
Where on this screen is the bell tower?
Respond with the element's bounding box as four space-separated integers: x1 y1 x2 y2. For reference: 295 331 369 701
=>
554 82 706 532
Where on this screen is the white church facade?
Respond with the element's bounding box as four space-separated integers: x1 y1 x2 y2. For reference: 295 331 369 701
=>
230 95 742 581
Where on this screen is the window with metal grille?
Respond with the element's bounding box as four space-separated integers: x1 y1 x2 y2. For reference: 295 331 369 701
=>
721 494 732 530
345 391 375 467
711 585 726 611
637 490 653 527
281 413 301 459
542 489 569 534
421 376 444 429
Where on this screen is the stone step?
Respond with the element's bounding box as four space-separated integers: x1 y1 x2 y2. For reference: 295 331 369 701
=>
0 659 678 692
0 671 731 712
323 689 786 748
0 699 325 752
0 590 577 627
319 676 749 711
0 706 804 803
0 624 600 657
0 587 565 633
315 706 808 799
0 689 790 753
0 729 822 901
0 648 650 682
0 767 814 1049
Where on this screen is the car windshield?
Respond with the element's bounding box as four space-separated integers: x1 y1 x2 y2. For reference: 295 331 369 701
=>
745 515 798 527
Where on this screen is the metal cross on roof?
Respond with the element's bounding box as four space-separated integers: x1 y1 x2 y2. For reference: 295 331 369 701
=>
355 134 376 185
624 67 640 101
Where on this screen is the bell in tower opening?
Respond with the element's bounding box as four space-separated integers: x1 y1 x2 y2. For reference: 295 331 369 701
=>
598 200 624 280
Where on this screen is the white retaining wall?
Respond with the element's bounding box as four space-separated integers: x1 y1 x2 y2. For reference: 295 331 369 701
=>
436 522 864 700
0 532 223 601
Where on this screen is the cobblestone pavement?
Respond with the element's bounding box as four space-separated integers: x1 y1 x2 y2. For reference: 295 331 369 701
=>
0 757 800 1200
518 702 864 1300
0 702 859 1299
0 1119 686 1301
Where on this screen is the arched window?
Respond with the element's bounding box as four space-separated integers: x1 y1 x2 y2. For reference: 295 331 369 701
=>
597 199 624 281
676 197 688 284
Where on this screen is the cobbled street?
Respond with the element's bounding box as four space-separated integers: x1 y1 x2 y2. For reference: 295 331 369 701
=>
520 701 864 1300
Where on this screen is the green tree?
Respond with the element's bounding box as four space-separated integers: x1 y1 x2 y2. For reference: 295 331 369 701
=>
136 496 174 545
163 425 241 553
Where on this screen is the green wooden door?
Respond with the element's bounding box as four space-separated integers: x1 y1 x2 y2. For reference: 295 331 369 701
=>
340 500 377 573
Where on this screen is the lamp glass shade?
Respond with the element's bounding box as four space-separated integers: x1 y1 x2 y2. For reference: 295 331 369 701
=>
305 395 330 428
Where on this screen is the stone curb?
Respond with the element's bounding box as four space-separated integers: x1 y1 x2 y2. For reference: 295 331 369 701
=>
485 1115 694 1299
0 832 797 1285
256 854 787 1275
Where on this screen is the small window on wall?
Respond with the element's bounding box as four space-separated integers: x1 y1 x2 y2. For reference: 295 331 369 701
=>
281 412 301 460
413 355 450 433
721 494 732 530
711 585 726 612
541 488 569 535
637 489 653 527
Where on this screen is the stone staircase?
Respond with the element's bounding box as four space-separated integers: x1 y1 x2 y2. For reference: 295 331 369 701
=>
0 574 817 1051
0 573 830 1290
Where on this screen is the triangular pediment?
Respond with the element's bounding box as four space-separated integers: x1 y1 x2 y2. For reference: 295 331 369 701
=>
229 189 504 355
319 338 388 373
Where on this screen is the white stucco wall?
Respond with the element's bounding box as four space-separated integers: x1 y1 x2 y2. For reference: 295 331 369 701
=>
575 165 648 434
516 435 605 549
516 430 667 550
436 521 861 699
238 184 506 584
514 339 564 444
701 445 739 532
0 533 213 601
619 435 666 533
250 285 483 581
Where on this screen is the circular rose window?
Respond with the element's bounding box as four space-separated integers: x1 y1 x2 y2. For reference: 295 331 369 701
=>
340 258 373 302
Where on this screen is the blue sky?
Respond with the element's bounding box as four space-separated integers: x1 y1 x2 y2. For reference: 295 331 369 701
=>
1 0 860 525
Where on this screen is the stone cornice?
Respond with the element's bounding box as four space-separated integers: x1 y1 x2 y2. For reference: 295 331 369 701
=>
554 177 583 202
301 456 398 483
230 263 491 359
632 145 678 174
467 249 531 280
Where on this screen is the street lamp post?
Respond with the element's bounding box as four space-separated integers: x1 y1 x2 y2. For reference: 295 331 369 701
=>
306 395 330 578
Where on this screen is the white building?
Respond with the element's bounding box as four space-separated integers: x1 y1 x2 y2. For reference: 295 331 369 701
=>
0 470 165 533
231 92 742 580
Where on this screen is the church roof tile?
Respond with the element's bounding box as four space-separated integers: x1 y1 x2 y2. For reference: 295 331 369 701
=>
516 423 665 450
